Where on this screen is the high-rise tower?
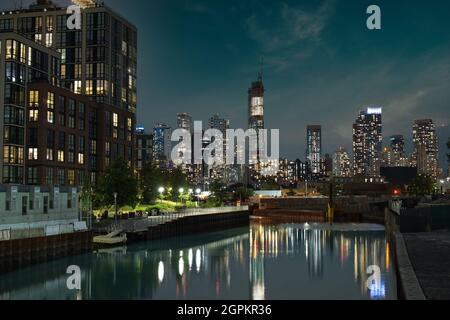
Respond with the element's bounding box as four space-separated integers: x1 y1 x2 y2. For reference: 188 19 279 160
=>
352 107 383 176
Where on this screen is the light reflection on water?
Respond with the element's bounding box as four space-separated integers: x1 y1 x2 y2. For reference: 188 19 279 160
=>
0 223 396 300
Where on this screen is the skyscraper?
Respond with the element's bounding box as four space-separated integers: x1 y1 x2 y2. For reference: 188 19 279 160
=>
153 124 172 163
332 147 351 177
177 113 193 133
248 72 264 177
412 119 439 179
306 125 322 177
352 107 382 176
390 135 405 156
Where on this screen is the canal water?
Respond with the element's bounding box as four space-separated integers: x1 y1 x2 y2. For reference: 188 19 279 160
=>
0 222 397 300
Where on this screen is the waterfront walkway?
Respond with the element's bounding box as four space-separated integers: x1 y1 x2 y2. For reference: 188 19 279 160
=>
94 206 249 233
403 231 450 300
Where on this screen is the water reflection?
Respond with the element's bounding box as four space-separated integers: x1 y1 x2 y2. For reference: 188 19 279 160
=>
249 223 395 300
0 223 396 300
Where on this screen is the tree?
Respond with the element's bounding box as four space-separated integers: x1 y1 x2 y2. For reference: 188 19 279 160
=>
167 167 188 201
141 163 164 204
408 174 436 197
230 187 254 203
95 158 138 208
209 179 229 206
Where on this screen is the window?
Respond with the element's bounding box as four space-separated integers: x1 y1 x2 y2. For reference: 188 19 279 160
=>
47 92 55 123
6 39 17 60
113 113 118 139
68 170 75 186
46 148 54 161
47 110 54 123
57 150 64 162
27 167 38 185
45 33 53 47
58 169 65 185
46 16 53 32
47 92 55 108
28 148 38 160
29 90 39 107
68 100 76 128
78 153 85 165
29 109 39 122
45 168 53 185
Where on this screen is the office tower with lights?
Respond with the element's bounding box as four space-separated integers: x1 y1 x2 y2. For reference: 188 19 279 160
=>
352 107 383 176
153 124 172 163
248 73 264 181
306 125 322 178
177 113 193 133
208 114 230 183
332 147 351 177
390 135 405 156
412 119 439 179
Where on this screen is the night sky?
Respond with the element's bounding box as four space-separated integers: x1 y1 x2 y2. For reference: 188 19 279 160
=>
3 0 450 168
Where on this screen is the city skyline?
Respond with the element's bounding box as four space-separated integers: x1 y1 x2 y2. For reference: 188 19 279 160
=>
1 0 449 169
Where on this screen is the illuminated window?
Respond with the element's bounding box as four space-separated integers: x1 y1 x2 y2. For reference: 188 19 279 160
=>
46 148 54 161
68 170 75 186
112 113 119 138
78 153 84 165
29 109 39 122
29 90 39 107
57 150 65 162
86 80 93 95
28 148 38 160
6 39 17 60
47 92 55 109
45 33 53 47
74 81 82 94
47 111 54 124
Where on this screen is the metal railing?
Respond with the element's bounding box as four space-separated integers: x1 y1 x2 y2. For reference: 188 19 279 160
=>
100 206 249 233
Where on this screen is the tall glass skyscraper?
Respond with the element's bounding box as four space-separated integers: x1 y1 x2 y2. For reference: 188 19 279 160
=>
352 107 383 176
412 119 439 179
306 125 322 177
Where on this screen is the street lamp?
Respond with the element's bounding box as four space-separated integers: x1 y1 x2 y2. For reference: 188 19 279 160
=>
158 187 165 204
195 188 201 207
178 188 185 204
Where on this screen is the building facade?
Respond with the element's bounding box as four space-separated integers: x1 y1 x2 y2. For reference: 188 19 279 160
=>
412 119 439 179
352 107 382 176
153 123 172 163
0 32 60 184
332 147 351 177
135 128 153 175
0 0 137 113
1 0 138 186
248 73 264 182
306 125 322 178
25 80 134 187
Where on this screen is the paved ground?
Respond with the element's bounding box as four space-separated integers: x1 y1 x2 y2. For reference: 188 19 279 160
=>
403 231 450 300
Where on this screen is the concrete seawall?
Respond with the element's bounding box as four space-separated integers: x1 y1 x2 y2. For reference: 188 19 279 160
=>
0 231 92 274
127 211 250 242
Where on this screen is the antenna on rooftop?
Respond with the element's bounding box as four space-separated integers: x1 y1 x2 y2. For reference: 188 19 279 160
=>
258 55 264 81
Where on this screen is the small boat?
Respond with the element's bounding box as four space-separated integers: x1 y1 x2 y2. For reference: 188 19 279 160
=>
93 229 127 247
